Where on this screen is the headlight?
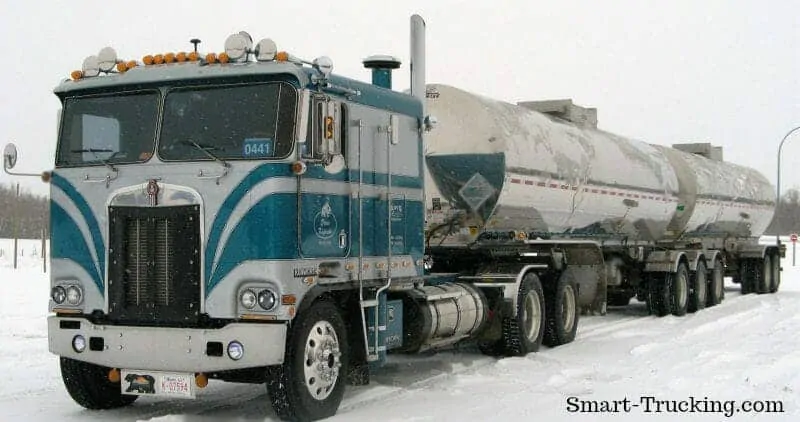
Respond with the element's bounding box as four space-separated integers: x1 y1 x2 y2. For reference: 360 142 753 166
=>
51 286 66 304
240 289 257 309
227 341 244 360
72 335 86 353
66 286 83 305
258 290 277 311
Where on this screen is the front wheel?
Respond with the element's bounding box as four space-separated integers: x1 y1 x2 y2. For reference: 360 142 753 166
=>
60 357 138 410
267 300 349 422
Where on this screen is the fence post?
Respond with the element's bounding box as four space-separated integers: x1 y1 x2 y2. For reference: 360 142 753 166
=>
13 182 19 269
42 229 47 273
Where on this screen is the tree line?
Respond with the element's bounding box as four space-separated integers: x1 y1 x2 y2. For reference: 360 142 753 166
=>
0 182 799 239
0 183 48 238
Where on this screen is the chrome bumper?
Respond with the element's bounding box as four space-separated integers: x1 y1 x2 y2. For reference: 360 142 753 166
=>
48 316 287 372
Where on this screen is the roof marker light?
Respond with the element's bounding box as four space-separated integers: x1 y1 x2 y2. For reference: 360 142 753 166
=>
164 52 176 63
218 52 230 63
97 47 118 72
143 55 155 65
205 53 217 64
176 52 187 62
153 54 165 65
254 38 277 61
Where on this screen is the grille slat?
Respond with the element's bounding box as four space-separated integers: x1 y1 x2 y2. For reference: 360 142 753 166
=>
108 205 200 326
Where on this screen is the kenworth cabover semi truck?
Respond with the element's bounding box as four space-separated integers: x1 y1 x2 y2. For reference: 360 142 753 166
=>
2 13 782 422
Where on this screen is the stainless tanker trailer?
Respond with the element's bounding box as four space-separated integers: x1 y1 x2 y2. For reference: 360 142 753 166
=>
422 83 781 317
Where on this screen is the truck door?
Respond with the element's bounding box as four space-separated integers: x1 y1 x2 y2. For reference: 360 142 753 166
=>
298 96 351 258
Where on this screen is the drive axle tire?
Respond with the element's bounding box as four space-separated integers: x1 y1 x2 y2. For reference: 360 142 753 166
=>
502 273 545 356
667 263 690 317
267 300 348 422
60 357 138 410
543 274 579 347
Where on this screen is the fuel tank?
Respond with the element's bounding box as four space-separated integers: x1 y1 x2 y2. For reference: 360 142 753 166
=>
423 84 775 243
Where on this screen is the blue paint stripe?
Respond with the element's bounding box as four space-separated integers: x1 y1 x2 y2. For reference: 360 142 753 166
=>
206 163 422 285
50 202 104 293
51 173 105 281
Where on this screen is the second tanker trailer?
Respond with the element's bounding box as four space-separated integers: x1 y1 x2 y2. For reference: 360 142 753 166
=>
423 83 781 319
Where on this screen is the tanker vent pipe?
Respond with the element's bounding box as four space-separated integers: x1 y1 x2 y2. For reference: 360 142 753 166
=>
363 55 401 90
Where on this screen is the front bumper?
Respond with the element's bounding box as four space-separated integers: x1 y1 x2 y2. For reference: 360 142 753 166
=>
48 316 287 372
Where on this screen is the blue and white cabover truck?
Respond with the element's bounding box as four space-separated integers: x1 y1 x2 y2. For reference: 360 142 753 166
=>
2 13 782 422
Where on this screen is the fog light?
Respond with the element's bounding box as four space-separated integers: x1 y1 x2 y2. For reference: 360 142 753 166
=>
240 289 257 309
51 286 66 304
258 290 277 311
66 286 83 305
72 335 86 353
227 341 244 360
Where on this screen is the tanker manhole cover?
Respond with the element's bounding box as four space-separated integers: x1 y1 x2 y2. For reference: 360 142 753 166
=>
458 173 496 211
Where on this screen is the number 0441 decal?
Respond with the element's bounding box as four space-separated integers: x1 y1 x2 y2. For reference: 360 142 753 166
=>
242 138 274 158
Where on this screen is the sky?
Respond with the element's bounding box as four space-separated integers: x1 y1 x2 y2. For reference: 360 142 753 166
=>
0 0 797 197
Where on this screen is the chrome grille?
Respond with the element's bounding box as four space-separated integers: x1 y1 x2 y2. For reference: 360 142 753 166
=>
108 205 200 325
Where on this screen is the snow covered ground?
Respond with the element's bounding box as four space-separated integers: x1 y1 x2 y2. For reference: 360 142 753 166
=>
2 238 799 421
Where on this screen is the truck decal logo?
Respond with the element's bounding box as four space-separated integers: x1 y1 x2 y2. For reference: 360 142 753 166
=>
314 199 338 240
293 266 318 277
146 179 160 206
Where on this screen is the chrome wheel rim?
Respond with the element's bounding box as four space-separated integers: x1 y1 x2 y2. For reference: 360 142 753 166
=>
676 271 688 309
522 290 542 342
303 320 342 401
562 285 576 333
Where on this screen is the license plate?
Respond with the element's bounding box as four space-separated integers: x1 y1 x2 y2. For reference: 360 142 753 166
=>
120 370 195 398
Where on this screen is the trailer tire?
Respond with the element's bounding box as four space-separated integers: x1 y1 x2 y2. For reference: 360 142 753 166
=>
543 274 579 347
60 357 138 410
706 258 724 307
646 274 668 317
740 259 757 294
770 252 781 293
757 256 772 294
502 273 545 356
266 300 348 422
666 263 690 316
688 261 707 313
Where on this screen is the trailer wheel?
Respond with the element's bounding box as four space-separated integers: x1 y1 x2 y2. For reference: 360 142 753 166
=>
502 273 545 356
688 261 707 313
60 357 137 410
267 300 348 422
770 252 781 293
706 258 724 306
646 274 668 317
666 263 689 317
740 259 757 294
757 256 772 294
543 274 579 347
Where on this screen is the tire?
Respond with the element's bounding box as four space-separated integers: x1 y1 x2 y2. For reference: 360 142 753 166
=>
543 274 579 347
647 273 668 317
757 256 772 294
688 261 707 313
667 263 689 317
740 260 757 295
267 300 348 422
770 252 781 293
706 258 724 307
501 273 545 356
60 357 138 410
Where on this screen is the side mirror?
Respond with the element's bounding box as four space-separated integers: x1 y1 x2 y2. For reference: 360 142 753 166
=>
3 143 18 170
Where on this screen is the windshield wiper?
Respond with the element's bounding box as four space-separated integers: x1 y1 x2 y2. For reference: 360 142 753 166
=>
70 148 119 173
181 140 231 169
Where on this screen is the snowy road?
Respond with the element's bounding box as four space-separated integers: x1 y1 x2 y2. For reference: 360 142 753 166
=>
2 243 799 421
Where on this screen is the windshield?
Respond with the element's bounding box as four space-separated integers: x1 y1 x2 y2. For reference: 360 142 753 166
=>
56 91 159 167
159 82 297 161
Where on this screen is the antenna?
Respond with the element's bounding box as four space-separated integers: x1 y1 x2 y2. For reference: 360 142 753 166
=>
190 38 201 53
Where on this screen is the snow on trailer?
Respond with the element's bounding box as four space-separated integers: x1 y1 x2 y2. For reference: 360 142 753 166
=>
0 13 785 422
